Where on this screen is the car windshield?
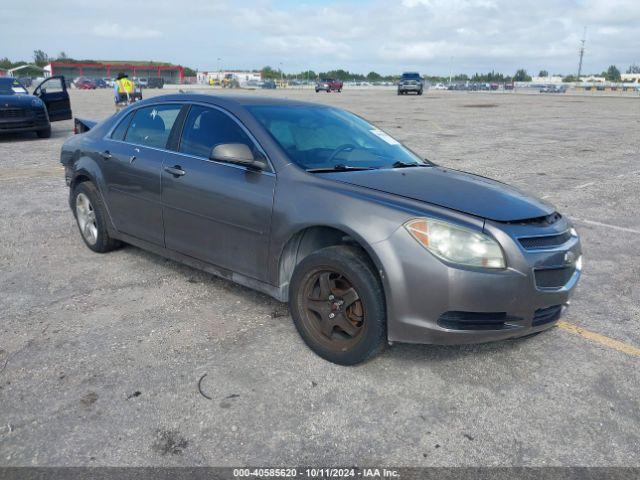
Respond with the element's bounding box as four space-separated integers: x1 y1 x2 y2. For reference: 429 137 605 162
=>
0 79 28 95
248 105 429 171
402 73 421 80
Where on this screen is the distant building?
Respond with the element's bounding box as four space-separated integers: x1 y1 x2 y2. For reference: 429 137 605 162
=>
197 70 261 85
531 75 564 84
580 75 606 83
7 64 44 77
44 61 185 83
621 73 640 83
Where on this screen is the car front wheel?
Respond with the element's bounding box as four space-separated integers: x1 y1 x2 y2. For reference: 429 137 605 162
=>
289 245 386 365
72 182 121 253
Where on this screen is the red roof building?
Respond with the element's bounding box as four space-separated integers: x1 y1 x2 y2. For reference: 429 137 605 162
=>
44 62 185 83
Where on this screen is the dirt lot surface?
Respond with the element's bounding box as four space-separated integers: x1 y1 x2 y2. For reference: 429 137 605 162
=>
1 88 638 466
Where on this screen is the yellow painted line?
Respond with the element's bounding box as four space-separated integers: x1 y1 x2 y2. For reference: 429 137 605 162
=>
557 320 640 357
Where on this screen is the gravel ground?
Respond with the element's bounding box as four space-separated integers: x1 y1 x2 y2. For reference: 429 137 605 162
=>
0 87 638 467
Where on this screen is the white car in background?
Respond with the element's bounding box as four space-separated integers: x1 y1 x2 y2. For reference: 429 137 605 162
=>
432 83 447 90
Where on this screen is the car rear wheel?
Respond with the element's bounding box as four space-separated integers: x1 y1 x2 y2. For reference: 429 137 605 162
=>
36 126 51 138
289 246 386 365
72 182 121 253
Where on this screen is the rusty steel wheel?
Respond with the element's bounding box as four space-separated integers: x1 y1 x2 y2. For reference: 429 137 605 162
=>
289 245 386 365
301 270 365 349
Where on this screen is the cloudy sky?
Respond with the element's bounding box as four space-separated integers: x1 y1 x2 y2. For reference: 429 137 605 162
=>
2 0 639 75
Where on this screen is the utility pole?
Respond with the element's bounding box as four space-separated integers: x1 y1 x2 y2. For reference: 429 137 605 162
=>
449 56 453 84
577 27 586 81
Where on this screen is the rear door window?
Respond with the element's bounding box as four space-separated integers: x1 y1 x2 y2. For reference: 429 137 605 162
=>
124 104 181 149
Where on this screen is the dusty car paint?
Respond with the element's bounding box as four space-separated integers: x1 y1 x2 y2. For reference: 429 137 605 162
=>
62 94 582 347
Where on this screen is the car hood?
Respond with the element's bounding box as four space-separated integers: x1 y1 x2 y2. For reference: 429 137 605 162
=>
0 94 36 107
317 167 555 222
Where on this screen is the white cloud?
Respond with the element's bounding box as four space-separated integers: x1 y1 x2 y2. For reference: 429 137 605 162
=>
91 22 161 40
1 0 639 75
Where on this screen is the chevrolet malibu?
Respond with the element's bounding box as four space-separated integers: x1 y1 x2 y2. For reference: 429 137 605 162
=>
61 95 582 364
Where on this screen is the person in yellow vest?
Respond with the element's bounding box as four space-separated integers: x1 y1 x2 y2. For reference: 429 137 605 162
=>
114 72 135 109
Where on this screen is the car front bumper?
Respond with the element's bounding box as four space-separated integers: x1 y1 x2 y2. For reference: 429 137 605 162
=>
0 111 49 134
375 218 582 345
398 84 422 92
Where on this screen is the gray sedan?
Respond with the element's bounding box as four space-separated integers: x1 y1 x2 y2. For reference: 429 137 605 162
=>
61 94 582 364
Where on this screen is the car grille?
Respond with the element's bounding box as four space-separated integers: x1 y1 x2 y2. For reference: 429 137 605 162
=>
532 305 563 326
519 231 572 250
534 267 576 289
438 311 521 330
0 108 25 119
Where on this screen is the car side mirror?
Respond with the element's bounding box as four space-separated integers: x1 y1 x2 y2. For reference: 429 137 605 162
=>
210 143 267 170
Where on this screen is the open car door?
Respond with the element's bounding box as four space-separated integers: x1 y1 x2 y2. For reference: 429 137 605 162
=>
33 76 72 122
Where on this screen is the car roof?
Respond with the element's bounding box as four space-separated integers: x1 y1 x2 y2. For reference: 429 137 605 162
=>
140 93 325 109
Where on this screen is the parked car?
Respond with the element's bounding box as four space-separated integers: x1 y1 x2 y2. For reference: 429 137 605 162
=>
432 83 447 90
540 85 567 94
147 77 164 89
135 78 149 89
397 72 424 95
262 80 277 89
74 77 96 89
0 76 72 138
315 78 343 93
93 78 108 89
63 95 582 365
504 83 514 90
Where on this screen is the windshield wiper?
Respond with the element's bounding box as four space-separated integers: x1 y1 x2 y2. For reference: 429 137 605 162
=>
306 164 377 173
392 161 431 169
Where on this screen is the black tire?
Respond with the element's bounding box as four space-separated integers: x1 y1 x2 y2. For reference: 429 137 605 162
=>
72 181 121 253
36 126 51 138
418 90 423 95
289 245 386 365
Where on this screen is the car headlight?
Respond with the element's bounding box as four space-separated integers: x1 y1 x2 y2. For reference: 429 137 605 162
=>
405 218 506 269
31 98 44 108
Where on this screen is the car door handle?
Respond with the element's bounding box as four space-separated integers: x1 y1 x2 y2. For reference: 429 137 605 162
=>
99 150 112 160
164 165 186 177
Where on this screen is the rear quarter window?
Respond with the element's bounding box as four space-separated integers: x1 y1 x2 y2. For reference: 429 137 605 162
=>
110 111 134 141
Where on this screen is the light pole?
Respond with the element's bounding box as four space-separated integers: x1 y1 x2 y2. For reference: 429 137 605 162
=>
449 56 453 85
279 62 283 85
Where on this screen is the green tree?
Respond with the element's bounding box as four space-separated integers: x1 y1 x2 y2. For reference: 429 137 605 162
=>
513 69 531 82
33 49 49 67
261 66 281 80
366 71 382 81
626 63 640 74
562 75 578 82
538 70 548 77
605 65 621 81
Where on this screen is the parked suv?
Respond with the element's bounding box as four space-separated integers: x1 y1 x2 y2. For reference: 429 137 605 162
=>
398 72 424 95
315 78 343 93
